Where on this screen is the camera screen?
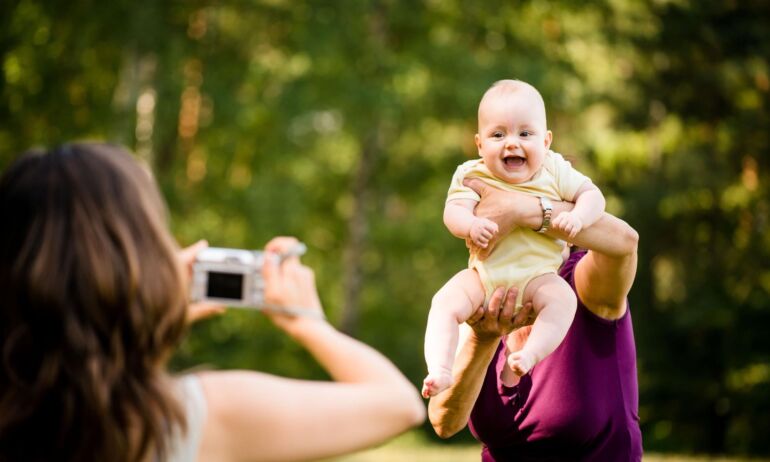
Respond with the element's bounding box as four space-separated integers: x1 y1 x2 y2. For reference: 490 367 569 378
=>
206 271 244 300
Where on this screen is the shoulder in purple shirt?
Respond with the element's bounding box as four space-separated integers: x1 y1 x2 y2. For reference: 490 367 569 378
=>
468 250 643 461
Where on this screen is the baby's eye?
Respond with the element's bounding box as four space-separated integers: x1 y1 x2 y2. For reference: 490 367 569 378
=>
520 130 532 137
492 132 504 139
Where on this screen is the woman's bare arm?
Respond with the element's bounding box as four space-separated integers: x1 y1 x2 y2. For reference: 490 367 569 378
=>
572 230 638 320
428 288 533 438
196 237 425 461
198 321 425 462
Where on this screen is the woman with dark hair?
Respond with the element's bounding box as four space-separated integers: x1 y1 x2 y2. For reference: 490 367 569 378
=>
0 143 425 462
428 178 642 460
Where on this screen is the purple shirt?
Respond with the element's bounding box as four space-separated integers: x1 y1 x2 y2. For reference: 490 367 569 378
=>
468 251 643 461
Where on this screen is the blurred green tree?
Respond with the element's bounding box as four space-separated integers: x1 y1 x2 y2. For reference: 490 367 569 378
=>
602 0 770 454
1 0 769 455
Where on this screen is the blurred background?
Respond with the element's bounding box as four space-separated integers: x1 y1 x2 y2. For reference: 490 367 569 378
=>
1 0 769 457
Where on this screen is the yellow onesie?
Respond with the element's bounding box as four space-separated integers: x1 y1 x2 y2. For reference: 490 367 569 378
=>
446 150 590 309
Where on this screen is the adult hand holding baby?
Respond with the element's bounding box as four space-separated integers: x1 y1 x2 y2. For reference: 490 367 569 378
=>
462 177 541 259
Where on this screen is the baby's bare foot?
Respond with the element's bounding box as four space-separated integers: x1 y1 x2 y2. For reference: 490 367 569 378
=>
421 372 452 398
507 350 536 377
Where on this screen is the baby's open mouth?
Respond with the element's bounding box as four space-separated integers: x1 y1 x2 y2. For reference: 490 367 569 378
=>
503 156 526 168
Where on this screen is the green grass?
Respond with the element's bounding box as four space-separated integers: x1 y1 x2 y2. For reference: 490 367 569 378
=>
322 431 770 462
324 432 479 462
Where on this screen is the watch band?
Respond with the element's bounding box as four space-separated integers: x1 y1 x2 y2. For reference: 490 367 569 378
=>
537 196 553 233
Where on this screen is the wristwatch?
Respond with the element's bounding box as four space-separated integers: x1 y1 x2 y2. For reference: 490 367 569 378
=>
537 196 553 233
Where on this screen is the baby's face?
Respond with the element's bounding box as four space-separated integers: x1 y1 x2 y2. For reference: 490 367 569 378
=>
475 88 552 184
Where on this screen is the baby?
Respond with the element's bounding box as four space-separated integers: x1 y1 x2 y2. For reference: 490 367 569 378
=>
422 79 606 398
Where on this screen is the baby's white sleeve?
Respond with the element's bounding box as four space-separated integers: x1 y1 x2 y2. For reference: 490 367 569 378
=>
550 151 590 202
446 162 481 203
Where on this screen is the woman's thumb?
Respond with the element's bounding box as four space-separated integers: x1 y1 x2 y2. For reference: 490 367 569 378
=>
462 178 487 196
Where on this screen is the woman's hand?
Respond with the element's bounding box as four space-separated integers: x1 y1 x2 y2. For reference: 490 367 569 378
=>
179 240 227 324
465 286 535 342
262 236 325 333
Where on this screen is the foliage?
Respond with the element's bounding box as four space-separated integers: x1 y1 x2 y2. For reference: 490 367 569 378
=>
2 0 769 455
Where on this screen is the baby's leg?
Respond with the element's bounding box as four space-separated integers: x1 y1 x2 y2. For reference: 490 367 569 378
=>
508 273 577 376
422 269 486 398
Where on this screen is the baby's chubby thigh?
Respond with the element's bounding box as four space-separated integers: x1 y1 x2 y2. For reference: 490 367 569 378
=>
521 272 577 317
431 269 487 324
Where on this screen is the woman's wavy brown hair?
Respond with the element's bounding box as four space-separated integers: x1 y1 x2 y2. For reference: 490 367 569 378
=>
0 143 188 462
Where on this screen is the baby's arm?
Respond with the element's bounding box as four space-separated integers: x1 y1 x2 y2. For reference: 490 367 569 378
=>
552 181 606 239
444 199 499 249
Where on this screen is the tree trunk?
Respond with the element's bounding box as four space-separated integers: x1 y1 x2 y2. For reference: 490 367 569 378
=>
340 130 380 335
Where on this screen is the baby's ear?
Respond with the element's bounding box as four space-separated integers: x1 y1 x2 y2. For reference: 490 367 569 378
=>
544 130 553 149
474 133 483 155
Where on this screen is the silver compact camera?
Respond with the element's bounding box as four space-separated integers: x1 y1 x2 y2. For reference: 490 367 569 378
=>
190 244 306 308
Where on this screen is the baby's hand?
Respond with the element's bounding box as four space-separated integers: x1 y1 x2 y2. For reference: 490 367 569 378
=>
552 211 583 239
470 217 498 248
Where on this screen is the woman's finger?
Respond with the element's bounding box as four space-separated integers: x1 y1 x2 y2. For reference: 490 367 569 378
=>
500 287 517 322
179 239 208 269
265 236 300 254
485 287 506 319
467 304 485 325
262 250 282 301
477 245 491 260
513 302 535 329
487 286 505 306
462 177 489 197
187 301 226 324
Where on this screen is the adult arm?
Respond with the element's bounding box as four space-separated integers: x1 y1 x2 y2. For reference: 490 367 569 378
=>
551 181 606 238
464 178 639 320
196 237 425 462
428 288 534 438
464 179 634 259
